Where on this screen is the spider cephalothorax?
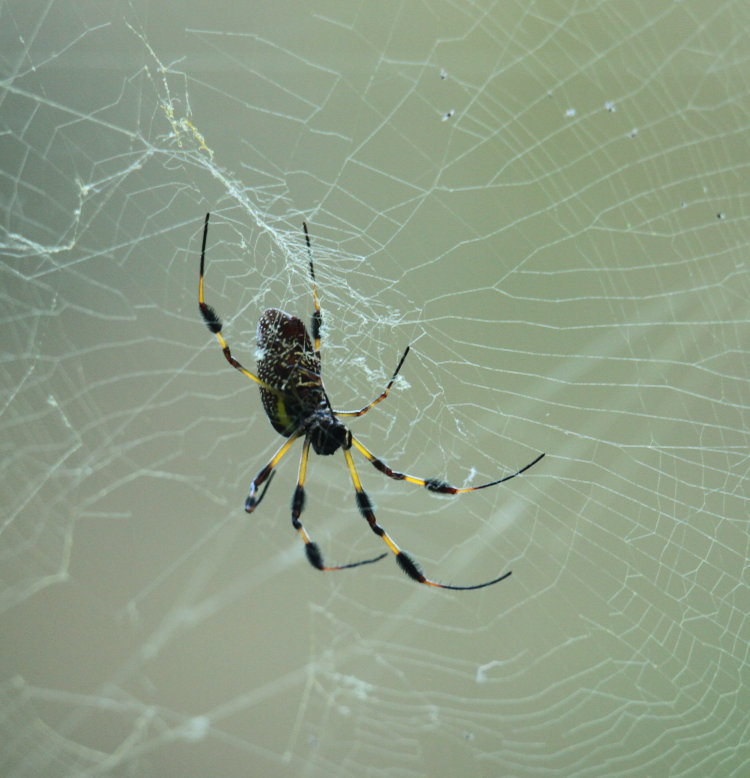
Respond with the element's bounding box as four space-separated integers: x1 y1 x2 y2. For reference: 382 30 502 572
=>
307 413 351 456
198 213 544 590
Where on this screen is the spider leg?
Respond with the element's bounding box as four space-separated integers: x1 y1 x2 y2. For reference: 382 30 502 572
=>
199 213 283 398
335 345 411 418
294 435 387 572
302 222 323 362
245 432 302 513
350 435 544 493
302 221 409 419
342 448 511 590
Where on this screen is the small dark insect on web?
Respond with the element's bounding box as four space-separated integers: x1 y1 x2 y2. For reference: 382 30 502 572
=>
198 213 544 590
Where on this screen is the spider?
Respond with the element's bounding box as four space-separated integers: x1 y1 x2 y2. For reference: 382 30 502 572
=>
198 213 544 590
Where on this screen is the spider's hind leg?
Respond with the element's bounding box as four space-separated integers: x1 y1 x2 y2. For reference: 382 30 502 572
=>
198 213 284 397
302 222 323 361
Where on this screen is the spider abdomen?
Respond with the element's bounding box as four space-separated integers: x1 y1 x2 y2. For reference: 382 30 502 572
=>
256 308 324 436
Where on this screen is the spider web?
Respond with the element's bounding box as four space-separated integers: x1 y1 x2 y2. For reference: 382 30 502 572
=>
2 0 749 776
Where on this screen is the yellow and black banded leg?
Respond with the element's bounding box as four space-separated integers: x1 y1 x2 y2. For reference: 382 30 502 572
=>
302 221 409 418
350 435 544 494
245 432 303 513
342 449 512 590
199 212 284 399
302 222 323 362
293 435 387 572
335 345 411 419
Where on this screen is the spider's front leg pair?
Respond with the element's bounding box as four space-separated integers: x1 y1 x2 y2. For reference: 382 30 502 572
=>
242 366 541 591
243 426 385 572
243 418 531 589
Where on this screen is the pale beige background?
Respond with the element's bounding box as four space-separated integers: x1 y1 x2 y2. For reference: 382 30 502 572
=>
2 1 748 776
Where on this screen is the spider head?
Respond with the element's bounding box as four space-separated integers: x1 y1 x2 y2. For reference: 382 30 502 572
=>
309 416 351 456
